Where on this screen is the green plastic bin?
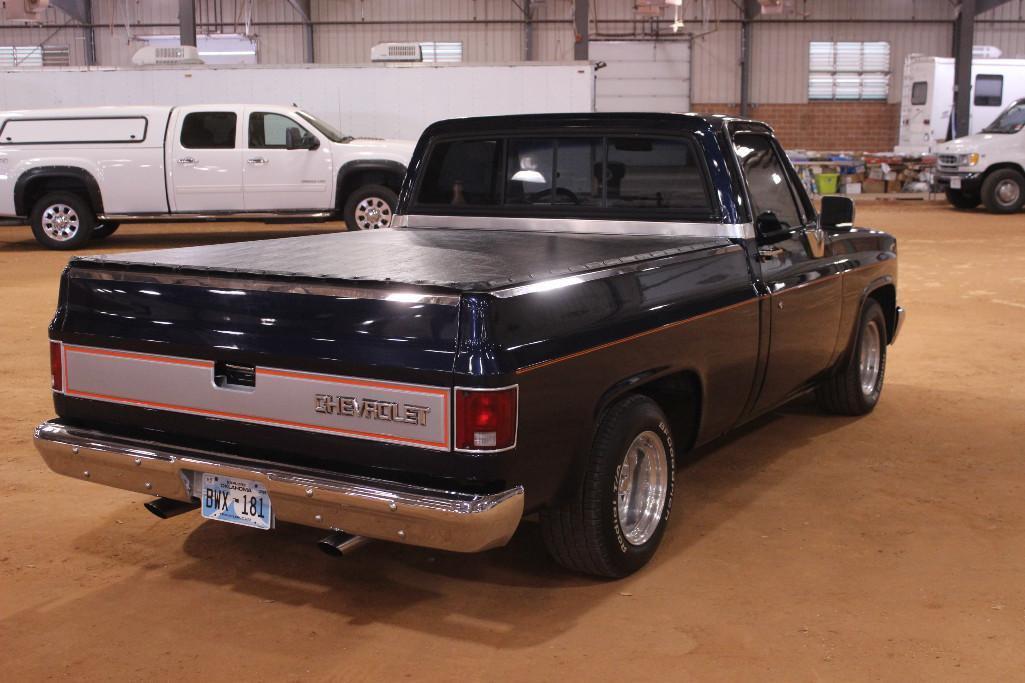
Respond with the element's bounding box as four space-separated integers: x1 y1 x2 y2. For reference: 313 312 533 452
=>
815 173 839 194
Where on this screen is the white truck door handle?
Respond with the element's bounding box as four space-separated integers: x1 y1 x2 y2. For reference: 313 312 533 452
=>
177 157 196 165
247 157 268 165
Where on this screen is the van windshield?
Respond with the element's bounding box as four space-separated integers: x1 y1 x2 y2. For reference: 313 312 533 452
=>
982 101 1025 134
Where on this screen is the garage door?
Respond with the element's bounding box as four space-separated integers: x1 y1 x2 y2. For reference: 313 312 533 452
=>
591 40 691 113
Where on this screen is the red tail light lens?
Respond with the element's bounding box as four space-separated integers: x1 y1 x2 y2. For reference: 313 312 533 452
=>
455 386 518 451
50 341 63 392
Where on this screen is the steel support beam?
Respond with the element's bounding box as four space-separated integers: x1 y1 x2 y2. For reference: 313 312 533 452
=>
739 0 758 117
179 0 197 48
952 0 1014 137
524 0 534 62
286 0 314 63
573 0 588 61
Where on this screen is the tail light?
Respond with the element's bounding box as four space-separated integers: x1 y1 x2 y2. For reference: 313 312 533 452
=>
50 340 63 392
455 386 518 451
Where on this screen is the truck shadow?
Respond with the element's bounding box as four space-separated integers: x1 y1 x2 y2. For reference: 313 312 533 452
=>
47 384 924 650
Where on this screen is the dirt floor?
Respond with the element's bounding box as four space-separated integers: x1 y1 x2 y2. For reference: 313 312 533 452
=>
1 204 1023 681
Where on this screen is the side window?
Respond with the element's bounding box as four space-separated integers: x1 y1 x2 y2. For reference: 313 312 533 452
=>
180 111 237 149
974 74 1003 107
911 81 928 106
416 139 503 206
732 133 803 229
249 112 309 149
606 137 708 210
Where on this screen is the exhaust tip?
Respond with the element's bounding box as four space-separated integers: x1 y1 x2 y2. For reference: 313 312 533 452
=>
144 497 199 519
318 531 370 557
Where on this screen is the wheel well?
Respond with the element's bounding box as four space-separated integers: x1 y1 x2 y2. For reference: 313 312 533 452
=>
867 284 896 343
21 175 99 217
982 162 1025 180
336 168 404 210
633 371 703 454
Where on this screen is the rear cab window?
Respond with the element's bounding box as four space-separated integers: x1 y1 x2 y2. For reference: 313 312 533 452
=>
411 128 716 222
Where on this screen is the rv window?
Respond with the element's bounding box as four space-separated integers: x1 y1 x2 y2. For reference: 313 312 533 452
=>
911 81 928 106
974 75 1003 107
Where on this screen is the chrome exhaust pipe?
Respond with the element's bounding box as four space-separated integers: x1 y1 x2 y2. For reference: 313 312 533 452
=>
318 530 371 557
144 497 200 519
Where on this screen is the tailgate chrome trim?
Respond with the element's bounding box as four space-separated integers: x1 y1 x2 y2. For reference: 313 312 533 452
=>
67 267 461 306
34 421 524 553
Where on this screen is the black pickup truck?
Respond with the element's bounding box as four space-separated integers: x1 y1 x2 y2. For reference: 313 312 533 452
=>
35 114 904 577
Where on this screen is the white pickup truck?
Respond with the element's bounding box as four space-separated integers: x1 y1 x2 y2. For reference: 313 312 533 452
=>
0 104 415 249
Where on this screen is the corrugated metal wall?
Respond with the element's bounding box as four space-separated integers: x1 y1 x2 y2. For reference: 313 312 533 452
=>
1 0 1023 105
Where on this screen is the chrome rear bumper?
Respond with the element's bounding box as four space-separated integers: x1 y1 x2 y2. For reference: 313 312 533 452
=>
33 421 524 553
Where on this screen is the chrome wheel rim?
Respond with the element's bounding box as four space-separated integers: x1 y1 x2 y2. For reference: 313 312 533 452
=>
859 319 882 396
616 430 669 546
41 203 80 242
354 196 392 230
995 179 1021 206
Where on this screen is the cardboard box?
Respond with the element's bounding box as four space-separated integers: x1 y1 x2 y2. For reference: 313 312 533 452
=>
844 182 863 194
863 178 886 193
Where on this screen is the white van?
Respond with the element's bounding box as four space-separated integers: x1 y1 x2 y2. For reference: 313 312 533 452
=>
935 98 1025 213
896 55 1025 155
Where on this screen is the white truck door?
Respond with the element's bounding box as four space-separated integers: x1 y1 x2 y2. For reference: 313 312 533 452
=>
242 109 334 211
168 106 244 212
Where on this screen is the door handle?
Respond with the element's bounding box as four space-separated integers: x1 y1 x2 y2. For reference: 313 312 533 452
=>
176 157 196 165
247 157 268 165
757 245 785 261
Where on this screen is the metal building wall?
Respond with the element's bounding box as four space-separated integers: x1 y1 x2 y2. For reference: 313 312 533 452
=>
1 0 1023 105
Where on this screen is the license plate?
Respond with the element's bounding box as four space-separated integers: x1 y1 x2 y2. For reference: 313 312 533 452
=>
950 177 962 189
201 473 272 530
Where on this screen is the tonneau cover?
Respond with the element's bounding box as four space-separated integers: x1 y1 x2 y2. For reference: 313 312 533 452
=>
76 229 731 292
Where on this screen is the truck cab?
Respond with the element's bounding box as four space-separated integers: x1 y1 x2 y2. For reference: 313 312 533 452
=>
936 98 1025 213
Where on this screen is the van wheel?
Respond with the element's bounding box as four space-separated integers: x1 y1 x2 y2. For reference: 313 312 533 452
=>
29 192 96 250
343 185 397 230
944 188 979 210
92 222 120 239
540 395 675 578
981 169 1025 214
816 299 887 416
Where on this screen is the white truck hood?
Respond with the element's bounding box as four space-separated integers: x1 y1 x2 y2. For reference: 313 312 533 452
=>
336 137 416 164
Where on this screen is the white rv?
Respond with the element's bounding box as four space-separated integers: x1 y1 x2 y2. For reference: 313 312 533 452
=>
896 54 1025 154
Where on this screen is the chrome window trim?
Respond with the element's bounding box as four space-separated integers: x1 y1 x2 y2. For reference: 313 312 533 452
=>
453 384 520 454
395 214 756 240
67 267 462 306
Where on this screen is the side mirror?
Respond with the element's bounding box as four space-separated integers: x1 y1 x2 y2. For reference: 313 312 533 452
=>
820 195 855 229
285 128 318 150
755 210 786 242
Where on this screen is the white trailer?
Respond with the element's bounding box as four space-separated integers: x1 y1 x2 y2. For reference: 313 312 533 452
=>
0 62 595 143
896 54 1025 154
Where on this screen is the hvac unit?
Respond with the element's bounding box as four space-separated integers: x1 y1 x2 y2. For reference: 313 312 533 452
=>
973 45 1003 59
371 43 423 63
1 0 49 22
131 45 204 66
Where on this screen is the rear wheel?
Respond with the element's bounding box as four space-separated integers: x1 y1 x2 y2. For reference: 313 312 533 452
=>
945 188 979 210
29 192 95 250
343 184 397 231
540 395 675 578
816 299 887 416
981 169 1025 214
92 222 120 239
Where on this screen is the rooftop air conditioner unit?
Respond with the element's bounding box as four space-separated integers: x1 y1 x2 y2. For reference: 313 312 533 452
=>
2 0 50 22
371 42 423 63
973 45 1003 59
131 45 204 66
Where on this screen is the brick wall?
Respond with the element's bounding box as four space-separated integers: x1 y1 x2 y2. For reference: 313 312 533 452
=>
693 102 900 152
